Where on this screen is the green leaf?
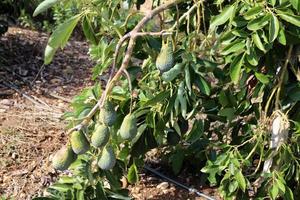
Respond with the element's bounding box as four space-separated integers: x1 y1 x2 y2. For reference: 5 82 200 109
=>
33 0 60 17
283 187 294 200
219 108 235 121
44 45 56 65
82 16 97 45
186 120 204 143
235 171 246 192
276 179 286 193
255 72 269 84
171 150 184 175
221 39 245 55
270 184 279 200
252 32 266 52
269 0 276 6
44 14 82 64
230 53 245 84
76 190 84 200
246 47 259 66
247 14 270 31
198 76 211 95
243 6 263 20
127 163 139 184
288 86 300 101
49 183 73 192
228 180 238 193
48 14 82 48
95 182 108 200
277 12 300 27
269 14 280 42
142 91 169 107
291 0 300 11
277 28 286 45
104 171 121 189
209 4 236 30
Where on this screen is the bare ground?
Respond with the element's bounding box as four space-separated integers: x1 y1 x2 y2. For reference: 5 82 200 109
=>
0 27 220 200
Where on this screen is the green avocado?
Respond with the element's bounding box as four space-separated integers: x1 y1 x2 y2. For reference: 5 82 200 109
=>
161 63 183 82
120 113 137 140
91 124 110 148
52 145 77 170
98 146 116 170
156 39 174 73
70 131 90 154
99 101 117 127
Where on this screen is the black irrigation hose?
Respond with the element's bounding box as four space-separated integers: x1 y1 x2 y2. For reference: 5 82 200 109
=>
143 165 216 200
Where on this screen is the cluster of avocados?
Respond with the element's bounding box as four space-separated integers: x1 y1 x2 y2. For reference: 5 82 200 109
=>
52 101 138 171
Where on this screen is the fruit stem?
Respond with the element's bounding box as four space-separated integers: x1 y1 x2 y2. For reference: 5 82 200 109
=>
275 45 293 110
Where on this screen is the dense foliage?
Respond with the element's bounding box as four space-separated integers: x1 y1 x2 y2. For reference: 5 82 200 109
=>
33 0 300 199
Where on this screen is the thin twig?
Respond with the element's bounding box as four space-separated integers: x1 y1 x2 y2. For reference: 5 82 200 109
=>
48 92 72 103
275 45 293 110
122 69 133 113
0 81 54 112
170 2 200 31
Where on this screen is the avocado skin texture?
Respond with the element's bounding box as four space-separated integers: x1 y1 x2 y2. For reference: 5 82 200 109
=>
70 131 90 154
120 114 137 140
52 145 77 170
156 40 174 73
99 102 117 127
91 124 110 148
98 146 116 170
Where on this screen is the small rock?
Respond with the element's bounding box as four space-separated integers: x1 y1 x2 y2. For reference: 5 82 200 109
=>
147 176 157 181
11 152 18 159
156 182 169 190
50 78 62 84
58 102 65 108
170 186 176 191
162 189 169 194
0 99 13 106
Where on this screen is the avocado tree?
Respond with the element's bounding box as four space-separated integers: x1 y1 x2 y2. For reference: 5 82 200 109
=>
33 0 300 199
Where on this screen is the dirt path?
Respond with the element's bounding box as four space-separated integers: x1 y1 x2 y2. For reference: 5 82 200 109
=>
0 27 220 200
0 27 94 199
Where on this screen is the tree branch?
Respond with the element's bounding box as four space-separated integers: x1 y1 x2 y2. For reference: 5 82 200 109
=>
67 0 184 134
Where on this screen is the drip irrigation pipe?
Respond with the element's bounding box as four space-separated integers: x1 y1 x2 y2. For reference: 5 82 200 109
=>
143 165 216 200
